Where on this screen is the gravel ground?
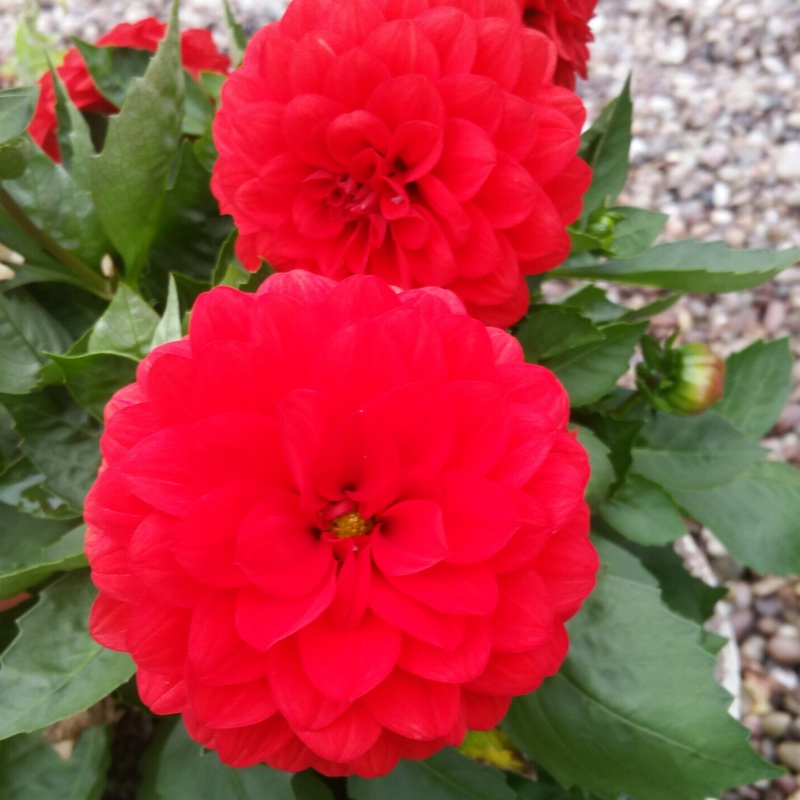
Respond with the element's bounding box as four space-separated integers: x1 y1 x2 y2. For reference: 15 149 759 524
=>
1 0 799 797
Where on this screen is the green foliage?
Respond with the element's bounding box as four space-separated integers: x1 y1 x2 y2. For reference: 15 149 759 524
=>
503 538 781 800
0 87 40 146
0 570 134 740
72 41 153 108
572 425 614 507
515 306 603 362
87 283 159 358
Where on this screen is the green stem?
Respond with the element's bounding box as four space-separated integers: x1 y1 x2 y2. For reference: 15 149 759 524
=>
613 391 643 418
0 185 113 299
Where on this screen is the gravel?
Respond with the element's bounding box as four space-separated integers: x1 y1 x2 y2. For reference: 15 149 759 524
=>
1 0 799 798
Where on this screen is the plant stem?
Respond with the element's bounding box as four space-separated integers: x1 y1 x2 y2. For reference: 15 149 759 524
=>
0 185 113 299
613 391 643 417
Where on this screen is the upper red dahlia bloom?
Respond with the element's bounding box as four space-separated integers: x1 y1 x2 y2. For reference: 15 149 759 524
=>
210 0 591 328
85 271 598 777
29 17 231 161
517 0 597 90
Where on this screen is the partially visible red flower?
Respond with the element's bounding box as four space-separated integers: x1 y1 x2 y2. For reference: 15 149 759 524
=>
29 17 230 161
85 270 598 777
517 0 597 89
211 0 591 328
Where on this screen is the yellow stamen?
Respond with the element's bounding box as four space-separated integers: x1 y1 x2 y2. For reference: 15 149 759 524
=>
329 511 374 539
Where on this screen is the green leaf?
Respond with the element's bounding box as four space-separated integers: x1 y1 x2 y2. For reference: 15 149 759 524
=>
137 718 296 800
543 322 646 407
0 725 110 800
580 414 643 484
555 285 627 323
573 425 614 507
670 460 800 576
48 352 138 420
88 284 159 359
607 207 668 259
291 771 336 800
150 275 183 349
0 503 83 597
223 0 248 66
553 240 800 293
579 78 632 217
503 538 781 800
632 411 765 492
349 748 516 800
50 60 96 187
0 289 72 394
715 339 792 439
508 773 599 800
600 473 687 546
182 73 214 137
621 291 681 323
0 457 78 520
88 4 184 284
0 387 101 512
72 41 153 108
0 570 135 740
515 306 603 362
0 87 40 146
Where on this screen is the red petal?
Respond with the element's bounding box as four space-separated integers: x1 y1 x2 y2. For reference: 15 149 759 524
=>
326 110 390 167
283 93 346 171
474 17 521 90
416 7 477 74
329 546 373 629
214 715 295 767
136 668 186 715
366 74 445 129
324 48 392 108
189 286 254 351
187 672 277 729
433 119 496 202
438 74 503 136
435 314 497 380
85 528 136 601
297 611 402 703
444 382 509 472
461 690 511 730
496 363 571 427
475 152 538 229
126 598 191 671
364 18 440 78
89 593 133 651
296 703 382 762
372 500 447 576
489 405 557 488
288 30 339 95
492 569 554 652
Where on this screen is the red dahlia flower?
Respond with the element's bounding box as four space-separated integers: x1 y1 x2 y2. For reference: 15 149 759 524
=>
211 0 591 328
85 271 598 777
517 0 597 90
29 17 231 161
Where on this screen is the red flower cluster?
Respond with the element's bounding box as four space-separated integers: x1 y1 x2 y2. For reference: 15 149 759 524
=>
29 17 230 161
85 271 597 777
517 0 597 90
211 0 591 328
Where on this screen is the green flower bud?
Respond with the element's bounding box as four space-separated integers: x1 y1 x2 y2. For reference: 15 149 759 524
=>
661 342 726 415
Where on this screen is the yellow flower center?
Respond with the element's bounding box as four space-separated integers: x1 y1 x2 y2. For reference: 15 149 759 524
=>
329 511 374 539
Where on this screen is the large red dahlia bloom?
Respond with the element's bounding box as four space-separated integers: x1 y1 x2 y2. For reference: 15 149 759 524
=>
517 0 597 90
211 0 591 328
29 17 231 161
85 271 598 777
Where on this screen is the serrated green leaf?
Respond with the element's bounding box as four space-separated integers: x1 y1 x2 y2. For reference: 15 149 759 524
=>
573 425 614 507
0 457 78 519
349 748 516 800
0 502 79 596
48 351 138 420
543 322 646 407
600 473 686 546
150 275 183 349
0 725 110 800
670 460 800 576
553 240 800 293
88 284 159 358
72 40 152 108
516 306 603 362
715 339 792 439
0 87 40 146
579 78 632 217
0 387 100 512
0 570 134 740
0 288 72 394
608 207 668 259
88 5 184 284
137 718 296 800
580 414 643 484
632 411 765 492
504 538 781 800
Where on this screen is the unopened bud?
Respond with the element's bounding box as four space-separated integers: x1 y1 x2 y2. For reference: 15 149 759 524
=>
0 263 16 281
662 342 726 415
0 244 23 265
101 254 115 278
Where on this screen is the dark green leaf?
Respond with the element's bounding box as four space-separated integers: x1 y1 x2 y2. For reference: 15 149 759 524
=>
504 538 780 800
50 60 96 187
26 281 107 340
137 718 296 800
0 288 72 394
608 207 668 259
553 240 800 293
516 306 603 362
600 473 686 546
182 74 214 137
72 40 153 108
543 322 646 407
0 387 101 512
349 748 516 800
0 514 85 598
223 0 248 66
621 291 681 323
48 352 138 420
0 570 134 740
0 87 40 146
670 460 800 576
556 285 627 323
292 772 336 800
88 6 184 284
507 773 599 800
715 339 792 439
632 411 765 492
172 272 211 310
0 725 110 800
580 414 643 484
88 284 159 359
0 457 78 519
573 425 614 507
579 78 632 217
150 275 183 349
